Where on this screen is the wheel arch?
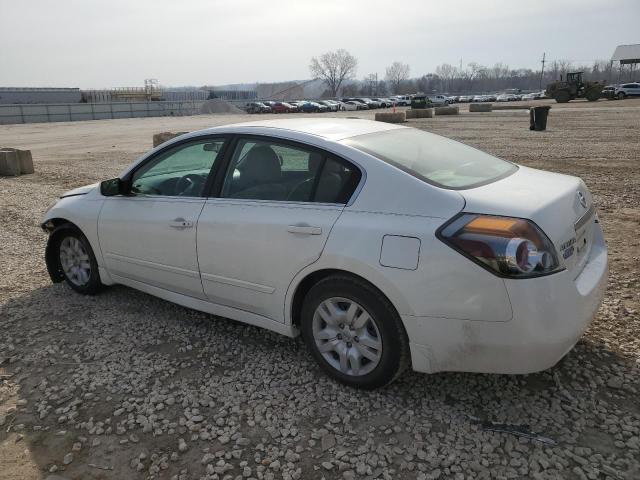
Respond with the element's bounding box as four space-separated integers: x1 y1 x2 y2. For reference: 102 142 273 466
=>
287 266 410 330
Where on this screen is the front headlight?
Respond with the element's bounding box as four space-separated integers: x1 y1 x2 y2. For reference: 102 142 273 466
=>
438 214 563 278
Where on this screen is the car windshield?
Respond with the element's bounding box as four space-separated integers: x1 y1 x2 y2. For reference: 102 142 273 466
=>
342 128 517 189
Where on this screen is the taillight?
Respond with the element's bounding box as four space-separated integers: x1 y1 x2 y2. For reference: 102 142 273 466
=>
438 214 562 278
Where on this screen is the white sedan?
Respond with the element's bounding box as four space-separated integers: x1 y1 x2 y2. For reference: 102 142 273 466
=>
42 119 608 389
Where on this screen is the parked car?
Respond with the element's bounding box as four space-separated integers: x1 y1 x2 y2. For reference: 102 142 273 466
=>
497 94 518 102
299 101 328 113
318 100 339 112
271 102 298 113
458 95 473 103
427 94 450 106
342 101 364 111
472 95 485 102
371 98 391 108
42 118 607 389
350 101 370 111
391 95 412 106
602 85 617 100
615 83 640 99
447 96 459 103
521 93 536 101
245 102 271 114
341 98 370 109
356 98 381 109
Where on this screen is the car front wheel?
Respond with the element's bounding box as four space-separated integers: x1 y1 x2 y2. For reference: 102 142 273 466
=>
52 227 102 294
617 92 626 100
301 275 409 389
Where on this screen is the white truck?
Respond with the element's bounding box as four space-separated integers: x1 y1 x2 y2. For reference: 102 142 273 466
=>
427 94 450 106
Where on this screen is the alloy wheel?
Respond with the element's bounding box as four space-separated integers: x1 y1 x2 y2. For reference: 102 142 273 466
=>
312 297 382 376
59 236 91 286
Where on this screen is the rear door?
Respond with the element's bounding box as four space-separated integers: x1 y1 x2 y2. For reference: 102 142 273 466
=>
196 136 362 321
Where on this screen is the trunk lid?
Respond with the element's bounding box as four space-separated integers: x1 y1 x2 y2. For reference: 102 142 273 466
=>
459 166 595 276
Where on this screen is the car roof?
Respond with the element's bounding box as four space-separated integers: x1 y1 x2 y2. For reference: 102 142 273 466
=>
203 118 406 141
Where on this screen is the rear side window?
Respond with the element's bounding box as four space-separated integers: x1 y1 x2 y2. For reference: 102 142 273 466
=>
342 128 517 189
221 138 361 203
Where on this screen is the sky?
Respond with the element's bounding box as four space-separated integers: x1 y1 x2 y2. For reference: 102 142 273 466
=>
1 0 638 89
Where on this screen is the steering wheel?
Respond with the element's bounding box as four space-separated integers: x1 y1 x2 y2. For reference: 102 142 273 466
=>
175 173 205 196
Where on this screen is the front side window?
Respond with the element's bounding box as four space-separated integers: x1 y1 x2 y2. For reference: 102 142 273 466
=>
221 138 360 203
131 139 225 197
342 128 516 189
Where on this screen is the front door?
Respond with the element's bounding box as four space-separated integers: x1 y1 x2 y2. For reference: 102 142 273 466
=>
196 136 362 321
98 137 227 299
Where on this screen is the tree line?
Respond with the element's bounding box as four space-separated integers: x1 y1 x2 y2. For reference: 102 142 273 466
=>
310 49 630 97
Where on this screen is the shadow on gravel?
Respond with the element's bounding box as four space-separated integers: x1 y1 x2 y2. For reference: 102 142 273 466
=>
1 282 639 479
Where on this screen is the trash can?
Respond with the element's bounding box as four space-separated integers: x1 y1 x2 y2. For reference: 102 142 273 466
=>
529 106 551 131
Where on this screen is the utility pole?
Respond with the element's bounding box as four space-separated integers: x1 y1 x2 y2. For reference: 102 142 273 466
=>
539 52 546 90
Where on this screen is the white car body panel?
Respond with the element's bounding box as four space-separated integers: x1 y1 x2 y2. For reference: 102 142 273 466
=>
197 198 343 321
42 118 608 376
98 196 207 299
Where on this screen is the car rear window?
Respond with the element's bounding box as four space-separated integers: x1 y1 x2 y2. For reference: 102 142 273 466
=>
342 128 517 189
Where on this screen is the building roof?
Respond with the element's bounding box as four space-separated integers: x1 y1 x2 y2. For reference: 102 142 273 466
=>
611 44 640 64
0 87 80 91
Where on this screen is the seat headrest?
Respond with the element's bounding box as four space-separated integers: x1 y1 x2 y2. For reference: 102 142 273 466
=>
241 145 281 182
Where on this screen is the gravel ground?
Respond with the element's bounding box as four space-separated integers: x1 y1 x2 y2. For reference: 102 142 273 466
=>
1 100 639 480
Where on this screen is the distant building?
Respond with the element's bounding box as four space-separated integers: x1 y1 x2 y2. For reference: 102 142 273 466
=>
611 44 640 82
0 87 82 104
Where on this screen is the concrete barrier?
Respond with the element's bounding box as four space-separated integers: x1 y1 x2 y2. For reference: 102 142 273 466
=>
17 149 34 174
374 112 405 124
153 131 189 148
0 149 21 176
406 109 433 119
434 106 459 116
2 148 34 174
469 103 492 112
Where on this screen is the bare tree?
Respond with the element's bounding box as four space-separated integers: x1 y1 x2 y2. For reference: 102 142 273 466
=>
435 64 457 91
309 49 358 97
385 62 410 94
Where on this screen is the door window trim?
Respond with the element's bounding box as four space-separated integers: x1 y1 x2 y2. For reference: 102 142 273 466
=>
121 135 231 199
205 133 365 206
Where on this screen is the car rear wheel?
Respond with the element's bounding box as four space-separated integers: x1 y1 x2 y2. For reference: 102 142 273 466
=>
301 275 409 389
53 227 102 294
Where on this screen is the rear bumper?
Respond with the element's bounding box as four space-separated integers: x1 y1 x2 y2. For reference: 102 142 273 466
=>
404 222 608 374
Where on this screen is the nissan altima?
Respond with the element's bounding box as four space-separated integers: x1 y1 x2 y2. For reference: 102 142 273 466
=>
41 119 608 389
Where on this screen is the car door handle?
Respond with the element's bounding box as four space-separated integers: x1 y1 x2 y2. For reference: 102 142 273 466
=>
287 224 322 235
169 218 193 229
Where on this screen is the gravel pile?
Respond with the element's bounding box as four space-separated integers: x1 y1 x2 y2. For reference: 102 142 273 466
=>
0 101 639 479
199 99 245 115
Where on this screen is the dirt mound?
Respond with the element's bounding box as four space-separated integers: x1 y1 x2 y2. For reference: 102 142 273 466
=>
199 98 244 115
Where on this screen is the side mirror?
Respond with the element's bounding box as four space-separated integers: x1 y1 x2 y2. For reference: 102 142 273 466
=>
100 177 128 196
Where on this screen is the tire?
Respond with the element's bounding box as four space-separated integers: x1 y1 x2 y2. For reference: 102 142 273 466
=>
617 92 626 100
554 91 571 103
50 225 102 294
300 275 409 389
